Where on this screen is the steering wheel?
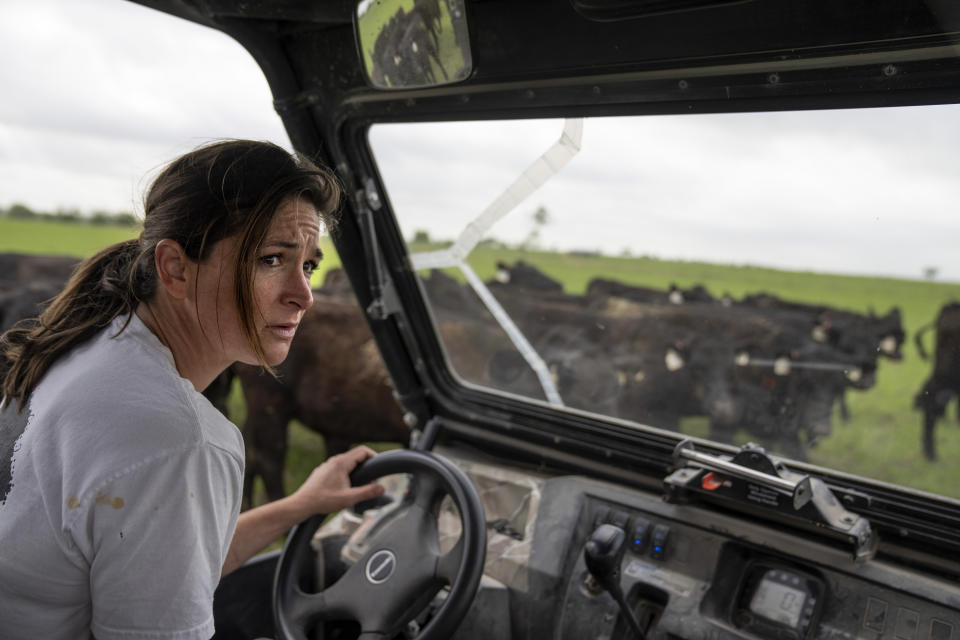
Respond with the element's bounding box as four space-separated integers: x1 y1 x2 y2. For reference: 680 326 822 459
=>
273 449 487 640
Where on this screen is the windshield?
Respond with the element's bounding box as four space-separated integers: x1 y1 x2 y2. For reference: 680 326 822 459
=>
369 106 960 500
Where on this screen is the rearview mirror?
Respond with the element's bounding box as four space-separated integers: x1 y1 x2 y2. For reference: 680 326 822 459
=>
355 0 472 90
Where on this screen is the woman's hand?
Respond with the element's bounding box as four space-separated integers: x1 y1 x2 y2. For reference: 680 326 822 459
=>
224 445 386 575
288 445 385 519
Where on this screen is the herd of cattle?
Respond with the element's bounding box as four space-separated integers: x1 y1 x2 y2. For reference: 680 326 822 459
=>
422 262 905 462
2 252 959 506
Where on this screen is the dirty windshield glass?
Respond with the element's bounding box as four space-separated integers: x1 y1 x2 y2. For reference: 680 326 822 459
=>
368 108 960 500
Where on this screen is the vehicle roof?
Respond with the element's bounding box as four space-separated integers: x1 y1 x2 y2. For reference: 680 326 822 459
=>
134 0 960 117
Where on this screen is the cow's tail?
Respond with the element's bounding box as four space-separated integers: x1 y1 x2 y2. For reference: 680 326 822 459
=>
914 321 934 360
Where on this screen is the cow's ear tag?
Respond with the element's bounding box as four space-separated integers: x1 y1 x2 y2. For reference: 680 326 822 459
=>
665 348 685 371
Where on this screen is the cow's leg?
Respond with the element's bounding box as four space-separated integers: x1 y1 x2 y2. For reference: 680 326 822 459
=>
240 415 294 507
916 379 950 461
239 371 295 505
241 414 291 508
252 413 292 503
923 409 938 461
837 391 850 423
241 439 258 510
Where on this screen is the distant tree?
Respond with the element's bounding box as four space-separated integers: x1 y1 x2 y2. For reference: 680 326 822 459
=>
90 211 115 226
923 266 939 281
113 212 139 227
2 204 139 226
7 203 36 219
478 237 506 249
521 205 550 250
52 208 82 223
533 206 550 227
411 229 431 244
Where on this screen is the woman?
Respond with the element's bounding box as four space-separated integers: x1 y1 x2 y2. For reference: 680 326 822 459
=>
0 140 384 639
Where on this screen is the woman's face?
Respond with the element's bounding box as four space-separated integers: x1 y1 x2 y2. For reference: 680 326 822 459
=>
196 195 321 367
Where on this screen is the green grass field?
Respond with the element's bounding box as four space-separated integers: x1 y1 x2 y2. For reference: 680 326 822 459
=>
6 218 960 499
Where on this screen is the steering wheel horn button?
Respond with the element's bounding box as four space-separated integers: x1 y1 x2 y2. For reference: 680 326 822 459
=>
365 549 398 584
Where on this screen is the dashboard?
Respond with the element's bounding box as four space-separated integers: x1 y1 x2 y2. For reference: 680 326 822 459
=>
357 444 960 640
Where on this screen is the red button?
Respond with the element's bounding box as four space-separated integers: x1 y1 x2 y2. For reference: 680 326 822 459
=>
702 472 723 490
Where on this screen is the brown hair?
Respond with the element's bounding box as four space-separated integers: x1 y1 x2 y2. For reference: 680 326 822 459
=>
1 140 340 408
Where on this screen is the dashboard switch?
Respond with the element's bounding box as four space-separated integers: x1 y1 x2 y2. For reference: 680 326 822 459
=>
650 524 670 560
632 518 651 554
610 509 630 530
895 608 920 640
593 505 610 529
931 619 954 640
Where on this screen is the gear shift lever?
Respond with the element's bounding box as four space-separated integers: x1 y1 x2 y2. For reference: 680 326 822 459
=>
584 524 648 640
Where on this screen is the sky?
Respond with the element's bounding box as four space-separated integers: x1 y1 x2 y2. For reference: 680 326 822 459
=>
3 0 960 281
371 110 960 281
0 0 288 215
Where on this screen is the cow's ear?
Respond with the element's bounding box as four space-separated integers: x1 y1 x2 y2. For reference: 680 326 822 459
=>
153 239 190 300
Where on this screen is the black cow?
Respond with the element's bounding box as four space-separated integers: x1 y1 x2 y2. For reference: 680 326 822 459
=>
494 259 564 293
429 264 898 460
0 252 78 293
587 278 715 306
1 283 65 379
914 302 960 460
597 297 854 458
739 292 904 362
0 253 78 379
369 1 443 88
423 269 622 413
0 282 62 332
737 292 904 423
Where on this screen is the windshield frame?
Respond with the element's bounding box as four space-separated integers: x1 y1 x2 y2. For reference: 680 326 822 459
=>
331 82 960 560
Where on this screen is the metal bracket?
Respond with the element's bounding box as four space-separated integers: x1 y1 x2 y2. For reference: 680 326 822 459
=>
665 440 876 561
272 88 323 115
354 180 401 321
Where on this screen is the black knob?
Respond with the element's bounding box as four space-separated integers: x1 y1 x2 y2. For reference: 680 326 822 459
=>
584 523 626 592
583 523 649 639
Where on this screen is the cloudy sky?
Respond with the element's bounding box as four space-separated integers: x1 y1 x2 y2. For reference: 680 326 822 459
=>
0 0 287 215
372 109 960 281
3 0 960 281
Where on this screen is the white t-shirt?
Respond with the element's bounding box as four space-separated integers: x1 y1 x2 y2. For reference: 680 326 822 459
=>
0 313 245 640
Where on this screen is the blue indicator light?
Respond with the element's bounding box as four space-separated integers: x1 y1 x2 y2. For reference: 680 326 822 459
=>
654 546 662 553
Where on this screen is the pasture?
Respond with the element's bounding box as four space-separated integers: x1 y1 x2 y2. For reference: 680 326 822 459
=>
0 217 342 286
5 218 960 499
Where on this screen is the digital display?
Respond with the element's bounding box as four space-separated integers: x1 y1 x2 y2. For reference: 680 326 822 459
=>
749 575 808 628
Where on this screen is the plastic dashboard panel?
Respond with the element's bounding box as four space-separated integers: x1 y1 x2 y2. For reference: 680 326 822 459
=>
527 475 960 640
314 444 960 640
407 442 960 640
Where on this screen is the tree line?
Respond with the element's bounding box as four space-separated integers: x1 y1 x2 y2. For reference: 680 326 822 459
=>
1 203 138 227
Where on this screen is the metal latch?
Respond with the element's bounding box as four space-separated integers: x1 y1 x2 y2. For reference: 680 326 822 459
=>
664 440 876 561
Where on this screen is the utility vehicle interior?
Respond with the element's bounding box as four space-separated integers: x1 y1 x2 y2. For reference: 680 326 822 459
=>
130 1 960 639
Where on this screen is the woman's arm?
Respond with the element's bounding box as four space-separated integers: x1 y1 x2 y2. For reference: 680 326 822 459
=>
222 445 385 576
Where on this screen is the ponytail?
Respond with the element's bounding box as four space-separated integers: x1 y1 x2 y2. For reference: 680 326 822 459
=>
1 239 154 409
